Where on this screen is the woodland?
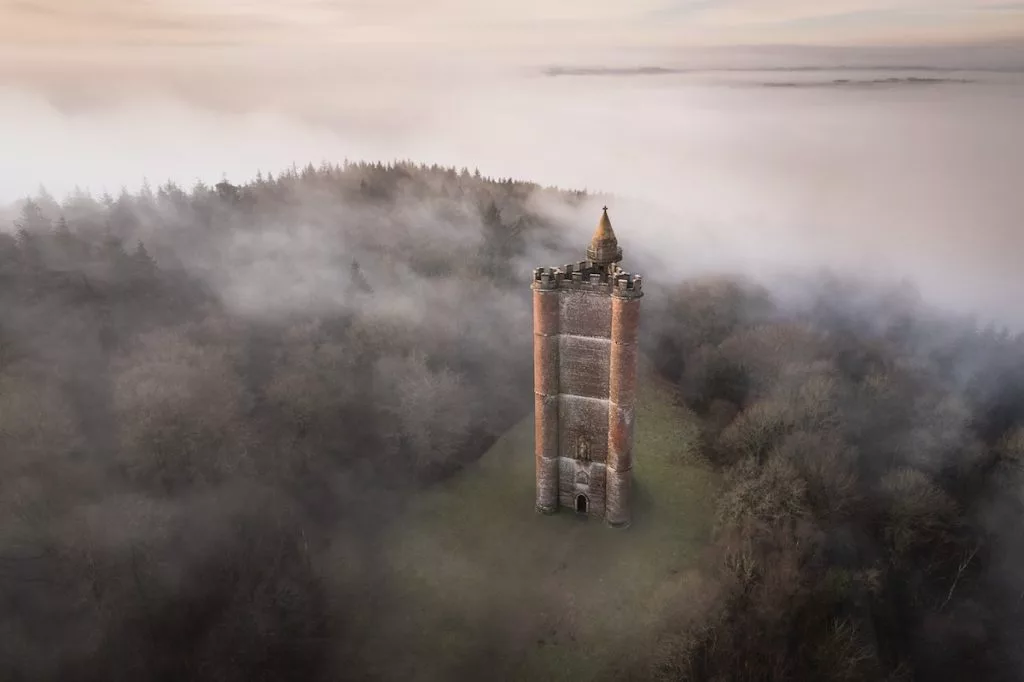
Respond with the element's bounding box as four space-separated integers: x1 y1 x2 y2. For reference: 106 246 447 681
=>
2 162 1024 681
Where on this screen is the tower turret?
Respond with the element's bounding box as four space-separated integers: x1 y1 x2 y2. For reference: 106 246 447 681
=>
586 206 623 273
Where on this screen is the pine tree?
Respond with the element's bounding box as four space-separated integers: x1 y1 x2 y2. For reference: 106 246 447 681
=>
131 240 157 284
51 214 84 267
215 180 239 203
14 198 50 233
109 190 139 235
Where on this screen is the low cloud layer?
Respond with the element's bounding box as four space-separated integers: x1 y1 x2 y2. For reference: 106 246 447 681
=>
2 44 1023 328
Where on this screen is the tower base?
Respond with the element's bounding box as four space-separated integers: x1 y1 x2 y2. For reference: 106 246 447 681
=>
535 503 558 515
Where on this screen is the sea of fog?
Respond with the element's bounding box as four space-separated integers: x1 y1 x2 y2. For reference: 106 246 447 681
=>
1 55 1022 326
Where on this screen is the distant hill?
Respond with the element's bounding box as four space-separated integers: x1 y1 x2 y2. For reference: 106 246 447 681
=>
543 66 684 77
762 76 974 88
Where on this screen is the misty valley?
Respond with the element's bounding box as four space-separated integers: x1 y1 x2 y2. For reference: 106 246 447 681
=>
3 161 1024 682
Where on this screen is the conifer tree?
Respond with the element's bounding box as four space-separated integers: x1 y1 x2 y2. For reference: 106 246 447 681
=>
14 197 50 233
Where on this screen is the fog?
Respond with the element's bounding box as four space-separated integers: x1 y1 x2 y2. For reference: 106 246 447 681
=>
4 38 1024 682
2 44 1023 327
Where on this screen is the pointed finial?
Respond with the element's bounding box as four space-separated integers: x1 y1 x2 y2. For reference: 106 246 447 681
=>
593 206 615 242
587 205 622 266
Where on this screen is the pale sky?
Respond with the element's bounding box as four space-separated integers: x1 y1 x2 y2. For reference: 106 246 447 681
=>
2 0 1023 49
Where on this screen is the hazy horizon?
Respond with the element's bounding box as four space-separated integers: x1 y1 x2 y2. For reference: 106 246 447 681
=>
2 2 1023 328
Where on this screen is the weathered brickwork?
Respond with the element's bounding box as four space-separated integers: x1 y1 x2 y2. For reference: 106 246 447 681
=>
606 404 635 472
559 289 612 338
535 393 560 513
533 287 561 515
558 335 611 398
558 458 607 517
558 395 610 464
607 294 642 509
532 208 643 527
605 468 631 527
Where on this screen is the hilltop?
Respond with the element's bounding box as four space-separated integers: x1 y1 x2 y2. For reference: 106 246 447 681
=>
353 358 718 680
4 163 1024 681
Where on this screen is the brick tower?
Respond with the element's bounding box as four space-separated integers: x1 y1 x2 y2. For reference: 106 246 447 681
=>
532 207 643 527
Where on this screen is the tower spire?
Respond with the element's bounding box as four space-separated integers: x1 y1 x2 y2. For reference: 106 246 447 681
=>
587 206 622 268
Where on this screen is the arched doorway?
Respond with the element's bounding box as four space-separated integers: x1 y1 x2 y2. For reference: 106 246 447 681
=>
575 494 588 514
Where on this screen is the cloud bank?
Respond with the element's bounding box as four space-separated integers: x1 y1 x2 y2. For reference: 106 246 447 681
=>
1 37 1023 328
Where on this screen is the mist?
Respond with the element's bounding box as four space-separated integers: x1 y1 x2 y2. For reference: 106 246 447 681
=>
4 35 1024 682
2 45 1024 327
3 43 1024 324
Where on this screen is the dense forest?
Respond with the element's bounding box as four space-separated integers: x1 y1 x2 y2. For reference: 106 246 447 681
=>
2 162 1024 681
644 276 1024 680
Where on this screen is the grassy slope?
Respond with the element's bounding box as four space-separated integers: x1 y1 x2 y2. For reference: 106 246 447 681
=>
360 360 718 680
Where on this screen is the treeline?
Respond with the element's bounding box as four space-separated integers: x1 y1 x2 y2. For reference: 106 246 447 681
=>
5 160 1024 681
642 276 1024 681
0 162 584 681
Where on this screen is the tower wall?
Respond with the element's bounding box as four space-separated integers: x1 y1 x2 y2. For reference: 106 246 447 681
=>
533 257 643 526
558 394 609 464
556 286 612 520
558 336 611 398
558 458 607 516
606 290 642 528
533 281 560 514
558 289 612 337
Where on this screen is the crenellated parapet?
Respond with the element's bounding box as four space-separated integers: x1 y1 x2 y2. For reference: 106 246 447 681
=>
532 263 644 298
611 273 644 299
531 266 563 290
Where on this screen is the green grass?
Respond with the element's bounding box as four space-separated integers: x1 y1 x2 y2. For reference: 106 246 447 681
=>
359 360 719 680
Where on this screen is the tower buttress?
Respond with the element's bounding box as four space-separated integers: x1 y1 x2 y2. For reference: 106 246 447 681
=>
533 268 560 514
606 279 642 527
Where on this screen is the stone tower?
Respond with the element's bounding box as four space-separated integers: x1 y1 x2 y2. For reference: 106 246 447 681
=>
532 207 643 527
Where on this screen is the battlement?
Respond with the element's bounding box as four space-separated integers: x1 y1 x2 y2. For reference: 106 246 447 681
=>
532 263 643 298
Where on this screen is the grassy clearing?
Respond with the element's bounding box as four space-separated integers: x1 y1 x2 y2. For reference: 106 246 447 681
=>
359 360 719 680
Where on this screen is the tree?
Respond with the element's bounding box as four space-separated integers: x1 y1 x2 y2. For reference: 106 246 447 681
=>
14 197 50 233
215 180 240 203
109 190 139 235
111 325 254 492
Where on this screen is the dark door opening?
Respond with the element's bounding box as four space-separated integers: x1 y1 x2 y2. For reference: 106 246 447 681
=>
575 494 588 514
